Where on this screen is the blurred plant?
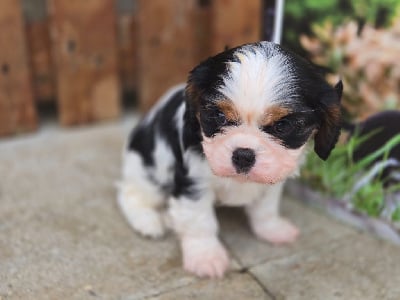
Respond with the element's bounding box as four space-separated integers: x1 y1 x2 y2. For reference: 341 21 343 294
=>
283 0 400 55
301 132 400 222
300 16 400 120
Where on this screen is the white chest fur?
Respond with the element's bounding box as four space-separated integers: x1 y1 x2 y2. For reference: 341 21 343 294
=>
212 176 271 206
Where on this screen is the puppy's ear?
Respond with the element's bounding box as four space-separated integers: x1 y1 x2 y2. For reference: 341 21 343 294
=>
334 79 343 99
185 61 210 112
185 80 201 113
314 80 343 160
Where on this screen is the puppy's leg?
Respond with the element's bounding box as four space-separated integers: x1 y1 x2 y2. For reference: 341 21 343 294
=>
245 181 299 245
117 151 166 238
168 192 230 278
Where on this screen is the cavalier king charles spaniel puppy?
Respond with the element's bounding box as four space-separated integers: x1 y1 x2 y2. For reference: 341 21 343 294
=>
118 41 342 278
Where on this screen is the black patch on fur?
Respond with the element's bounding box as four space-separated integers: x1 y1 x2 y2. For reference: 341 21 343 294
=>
182 100 203 155
188 47 238 96
276 47 342 158
128 90 185 163
199 103 239 138
128 88 203 200
172 163 199 199
127 124 155 166
186 47 241 139
262 111 318 149
157 93 185 164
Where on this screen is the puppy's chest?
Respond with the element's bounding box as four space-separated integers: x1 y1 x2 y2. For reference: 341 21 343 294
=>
212 177 266 206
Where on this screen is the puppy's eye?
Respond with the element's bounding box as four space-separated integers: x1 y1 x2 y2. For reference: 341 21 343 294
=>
215 111 227 126
272 119 294 135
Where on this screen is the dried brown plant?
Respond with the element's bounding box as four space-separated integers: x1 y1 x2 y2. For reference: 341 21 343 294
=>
301 17 400 120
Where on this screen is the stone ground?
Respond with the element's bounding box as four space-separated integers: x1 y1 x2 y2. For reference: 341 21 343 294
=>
1 118 400 300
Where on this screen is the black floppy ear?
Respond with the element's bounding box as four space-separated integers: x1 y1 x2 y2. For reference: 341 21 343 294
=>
334 80 343 99
185 61 210 112
314 80 343 160
185 73 203 120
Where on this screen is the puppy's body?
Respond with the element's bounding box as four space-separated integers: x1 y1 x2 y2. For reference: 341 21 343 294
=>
118 42 342 278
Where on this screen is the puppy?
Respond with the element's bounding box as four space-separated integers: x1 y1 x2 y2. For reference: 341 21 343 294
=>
118 41 342 278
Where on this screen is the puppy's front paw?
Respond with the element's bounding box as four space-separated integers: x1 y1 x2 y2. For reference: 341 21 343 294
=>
181 237 230 278
251 217 299 245
129 209 166 239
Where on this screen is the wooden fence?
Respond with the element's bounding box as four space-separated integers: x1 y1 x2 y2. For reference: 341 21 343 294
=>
0 0 263 137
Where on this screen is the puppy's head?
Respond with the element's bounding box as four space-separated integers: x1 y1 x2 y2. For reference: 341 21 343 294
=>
186 42 342 184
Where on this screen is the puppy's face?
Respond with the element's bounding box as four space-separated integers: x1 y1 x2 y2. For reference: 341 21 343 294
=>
186 42 342 184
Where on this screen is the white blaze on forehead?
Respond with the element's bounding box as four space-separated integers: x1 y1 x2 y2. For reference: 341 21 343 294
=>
218 44 298 114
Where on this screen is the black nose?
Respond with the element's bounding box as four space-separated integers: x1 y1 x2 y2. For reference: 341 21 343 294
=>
232 148 256 174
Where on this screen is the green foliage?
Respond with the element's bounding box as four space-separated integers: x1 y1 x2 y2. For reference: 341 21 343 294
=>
283 0 400 54
301 132 400 221
392 206 400 222
353 181 385 217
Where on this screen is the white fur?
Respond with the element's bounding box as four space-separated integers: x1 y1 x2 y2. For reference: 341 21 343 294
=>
175 102 186 151
245 181 299 244
143 83 186 126
151 135 175 186
183 149 213 188
213 176 266 206
167 188 231 278
118 152 167 238
218 43 298 118
181 235 229 278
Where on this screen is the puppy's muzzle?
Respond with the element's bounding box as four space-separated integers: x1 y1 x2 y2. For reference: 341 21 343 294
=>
232 148 256 174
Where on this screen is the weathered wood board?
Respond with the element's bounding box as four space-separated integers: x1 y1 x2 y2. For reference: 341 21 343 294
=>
26 19 55 102
49 0 120 126
210 0 262 54
136 0 198 112
0 0 37 136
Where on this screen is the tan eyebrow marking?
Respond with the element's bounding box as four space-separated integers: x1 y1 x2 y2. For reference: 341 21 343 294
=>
216 99 241 123
259 106 291 126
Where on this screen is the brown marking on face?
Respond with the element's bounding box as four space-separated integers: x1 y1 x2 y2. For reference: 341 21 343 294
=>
186 82 202 121
246 112 252 124
216 99 241 123
185 82 200 108
243 111 262 124
259 106 291 126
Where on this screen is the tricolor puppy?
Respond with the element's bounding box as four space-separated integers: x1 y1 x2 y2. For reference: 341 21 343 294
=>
118 41 342 278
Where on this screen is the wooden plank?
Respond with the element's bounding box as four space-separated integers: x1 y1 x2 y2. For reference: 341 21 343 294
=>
49 0 120 126
136 0 198 112
210 0 262 54
26 19 56 102
193 0 213 63
0 0 37 136
117 13 137 93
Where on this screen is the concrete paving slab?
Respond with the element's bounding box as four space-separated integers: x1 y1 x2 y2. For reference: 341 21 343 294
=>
219 196 356 268
146 273 272 300
0 123 194 299
0 123 246 300
1 121 400 299
250 232 400 300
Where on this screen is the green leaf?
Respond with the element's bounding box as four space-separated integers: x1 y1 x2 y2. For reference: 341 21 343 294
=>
301 130 400 219
392 207 400 222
